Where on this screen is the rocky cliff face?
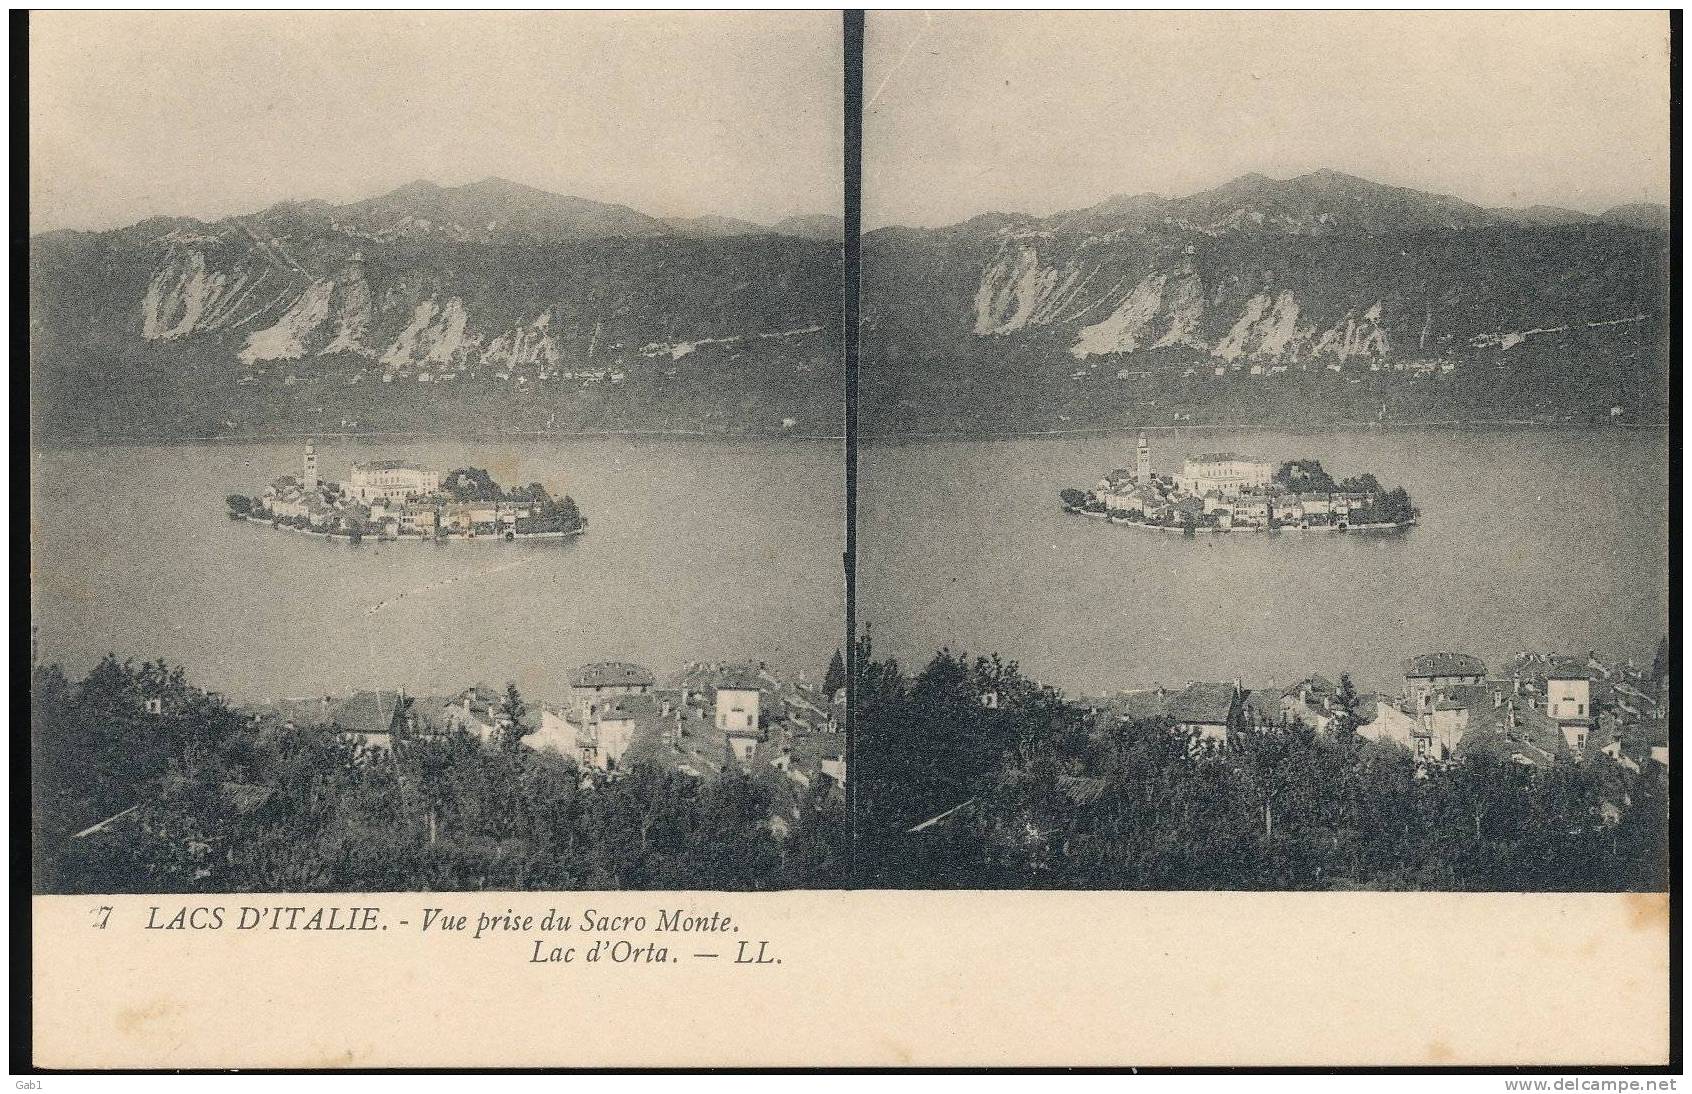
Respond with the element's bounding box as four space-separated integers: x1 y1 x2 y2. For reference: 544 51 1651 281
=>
863 172 1669 434
30 179 843 440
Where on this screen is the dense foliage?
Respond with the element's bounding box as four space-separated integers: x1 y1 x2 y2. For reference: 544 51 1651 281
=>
854 641 1669 891
1272 459 1415 524
822 649 846 698
33 656 844 893
443 469 585 533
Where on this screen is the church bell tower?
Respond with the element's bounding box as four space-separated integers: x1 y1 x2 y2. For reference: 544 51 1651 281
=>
302 441 319 490
1136 431 1151 482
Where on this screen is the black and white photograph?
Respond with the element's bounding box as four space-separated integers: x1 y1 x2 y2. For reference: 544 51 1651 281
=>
28 10 848 895
19 5 1679 1075
856 10 1674 893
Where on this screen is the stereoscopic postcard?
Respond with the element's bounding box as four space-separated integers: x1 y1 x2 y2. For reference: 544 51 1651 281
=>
23 8 1675 1072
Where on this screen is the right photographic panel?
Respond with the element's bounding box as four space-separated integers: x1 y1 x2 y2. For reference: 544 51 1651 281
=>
856 10 1672 891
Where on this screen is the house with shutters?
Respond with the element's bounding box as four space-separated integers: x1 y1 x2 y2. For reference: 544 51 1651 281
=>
1403 653 1487 713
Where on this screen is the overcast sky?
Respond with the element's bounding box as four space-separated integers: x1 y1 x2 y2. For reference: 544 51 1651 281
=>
29 11 842 233
865 11 1671 229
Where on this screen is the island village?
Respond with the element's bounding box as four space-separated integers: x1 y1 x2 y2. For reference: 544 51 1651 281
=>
227 442 586 542
1063 433 1417 532
236 658 847 835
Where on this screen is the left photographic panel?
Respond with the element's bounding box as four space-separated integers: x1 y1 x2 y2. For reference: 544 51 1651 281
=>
27 11 848 894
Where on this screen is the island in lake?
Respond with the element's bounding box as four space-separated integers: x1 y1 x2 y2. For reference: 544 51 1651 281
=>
227 443 587 543
1061 433 1417 534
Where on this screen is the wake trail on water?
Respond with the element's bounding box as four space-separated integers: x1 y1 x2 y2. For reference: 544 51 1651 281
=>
364 554 544 617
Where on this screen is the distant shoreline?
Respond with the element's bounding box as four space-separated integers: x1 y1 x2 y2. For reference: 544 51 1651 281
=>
31 427 849 452
859 418 1667 445
27 417 1665 452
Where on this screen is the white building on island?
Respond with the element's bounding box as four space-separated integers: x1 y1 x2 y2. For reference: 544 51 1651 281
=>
1175 453 1273 497
348 460 441 503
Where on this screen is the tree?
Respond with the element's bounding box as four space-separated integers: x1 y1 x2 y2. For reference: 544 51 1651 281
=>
225 494 253 518
1377 486 1415 525
497 683 529 751
515 482 552 507
443 467 502 502
1332 673 1363 738
822 649 846 698
1059 488 1086 509
1273 459 1337 493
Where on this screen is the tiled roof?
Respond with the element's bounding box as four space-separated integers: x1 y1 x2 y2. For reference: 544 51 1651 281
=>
602 693 660 721
353 459 428 472
1431 683 1494 711
1111 688 1170 723
716 671 765 693
1404 653 1487 678
1166 682 1239 726
1463 700 1567 761
570 661 656 689
674 661 777 694
623 718 730 778
784 731 846 769
327 690 409 736
1457 723 1558 768
1245 687 1284 721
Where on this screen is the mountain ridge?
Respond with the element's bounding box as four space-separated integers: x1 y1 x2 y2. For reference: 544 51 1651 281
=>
35 177 841 245
861 170 1669 435
29 178 844 442
886 170 1669 239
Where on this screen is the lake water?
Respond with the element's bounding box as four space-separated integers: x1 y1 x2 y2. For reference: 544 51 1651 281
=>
30 438 846 702
859 428 1671 697
30 429 1671 704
